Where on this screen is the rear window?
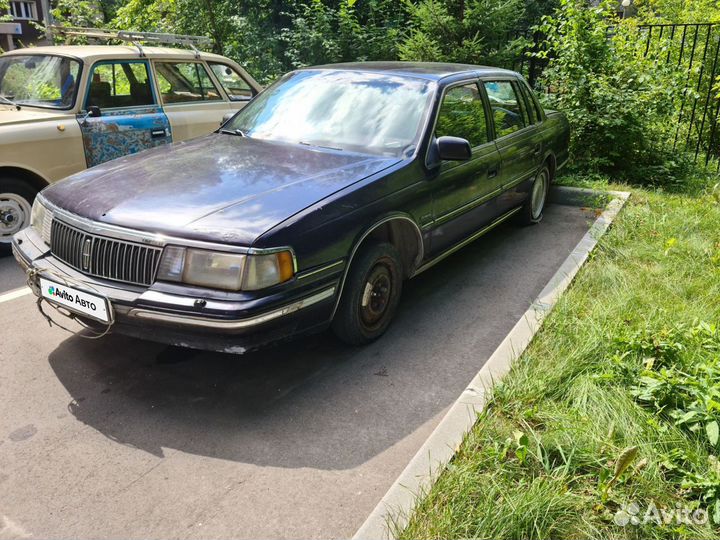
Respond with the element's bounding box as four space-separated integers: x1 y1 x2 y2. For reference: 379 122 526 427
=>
209 63 254 100
155 62 222 104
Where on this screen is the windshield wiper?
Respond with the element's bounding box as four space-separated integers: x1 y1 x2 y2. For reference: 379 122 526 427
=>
219 128 246 137
0 95 20 110
299 141 343 151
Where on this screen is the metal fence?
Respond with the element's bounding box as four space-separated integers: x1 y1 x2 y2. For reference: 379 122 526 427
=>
639 22 720 170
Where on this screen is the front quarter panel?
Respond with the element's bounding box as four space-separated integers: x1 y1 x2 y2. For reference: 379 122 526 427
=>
0 117 86 182
253 159 432 276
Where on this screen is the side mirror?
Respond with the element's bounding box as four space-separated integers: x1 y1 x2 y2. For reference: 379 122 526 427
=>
437 136 472 161
88 105 102 118
220 112 235 127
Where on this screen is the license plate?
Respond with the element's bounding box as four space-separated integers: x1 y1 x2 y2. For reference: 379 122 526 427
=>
39 277 111 323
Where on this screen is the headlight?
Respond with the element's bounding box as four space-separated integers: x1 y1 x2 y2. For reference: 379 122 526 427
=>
30 197 53 245
157 247 246 290
157 247 295 291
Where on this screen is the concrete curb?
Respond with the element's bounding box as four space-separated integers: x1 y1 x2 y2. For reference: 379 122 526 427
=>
353 186 631 540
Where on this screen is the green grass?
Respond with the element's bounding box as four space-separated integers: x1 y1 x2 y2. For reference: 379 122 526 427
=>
399 177 720 539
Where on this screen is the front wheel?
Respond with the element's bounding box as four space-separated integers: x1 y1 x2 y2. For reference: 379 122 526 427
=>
519 165 550 225
332 242 404 346
0 178 38 248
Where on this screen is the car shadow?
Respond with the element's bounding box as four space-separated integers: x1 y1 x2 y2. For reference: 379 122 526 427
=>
47 204 592 470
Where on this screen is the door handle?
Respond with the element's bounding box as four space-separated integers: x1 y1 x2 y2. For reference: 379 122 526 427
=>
488 169 498 179
532 145 542 157
151 128 168 139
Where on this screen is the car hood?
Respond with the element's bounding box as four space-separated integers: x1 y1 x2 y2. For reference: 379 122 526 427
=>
43 134 400 245
0 106 70 126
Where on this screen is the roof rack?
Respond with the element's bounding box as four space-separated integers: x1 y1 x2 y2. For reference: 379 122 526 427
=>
48 25 212 58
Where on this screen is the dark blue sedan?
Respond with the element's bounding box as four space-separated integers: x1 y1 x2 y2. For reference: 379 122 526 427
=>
12 62 570 352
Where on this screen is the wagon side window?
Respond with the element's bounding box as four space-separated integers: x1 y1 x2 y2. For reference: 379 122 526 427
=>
435 83 489 148
208 63 254 101
85 61 155 110
482 80 526 137
155 61 222 104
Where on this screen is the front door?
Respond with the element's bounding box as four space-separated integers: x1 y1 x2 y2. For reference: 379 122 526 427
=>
78 60 172 168
429 82 503 255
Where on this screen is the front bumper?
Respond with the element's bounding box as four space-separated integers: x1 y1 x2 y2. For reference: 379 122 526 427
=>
12 227 340 353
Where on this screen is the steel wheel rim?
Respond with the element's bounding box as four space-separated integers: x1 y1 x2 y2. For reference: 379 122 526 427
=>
360 263 393 331
0 192 32 240
531 170 548 220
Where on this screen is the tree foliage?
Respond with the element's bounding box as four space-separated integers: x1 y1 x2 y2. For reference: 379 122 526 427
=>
398 0 538 67
109 0 407 82
45 0 549 82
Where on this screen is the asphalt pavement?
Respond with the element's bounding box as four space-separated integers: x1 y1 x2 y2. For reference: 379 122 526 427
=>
0 203 593 539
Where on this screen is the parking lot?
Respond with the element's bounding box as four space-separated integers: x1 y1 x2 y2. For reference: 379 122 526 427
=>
0 203 592 539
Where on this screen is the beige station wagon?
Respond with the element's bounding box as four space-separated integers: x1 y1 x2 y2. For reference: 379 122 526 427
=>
0 32 262 245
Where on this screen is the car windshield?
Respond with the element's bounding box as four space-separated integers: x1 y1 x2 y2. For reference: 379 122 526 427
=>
0 54 81 109
226 70 435 156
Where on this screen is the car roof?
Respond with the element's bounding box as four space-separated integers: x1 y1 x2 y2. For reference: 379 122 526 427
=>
301 61 519 81
1 45 229 63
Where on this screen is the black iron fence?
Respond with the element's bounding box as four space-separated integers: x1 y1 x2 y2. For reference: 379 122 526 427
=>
639 22 720 170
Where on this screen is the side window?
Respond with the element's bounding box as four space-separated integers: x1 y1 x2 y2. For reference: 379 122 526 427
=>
483 80 526 137
515 82 532 126
528 85 544 123
155 62 222 104
208 63 254 100
435 83 489 148
86 61 154 110
519 82 540 124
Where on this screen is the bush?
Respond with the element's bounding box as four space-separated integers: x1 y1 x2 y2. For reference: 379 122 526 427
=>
280 0 406 70
398 0 545 67
537 0 699 189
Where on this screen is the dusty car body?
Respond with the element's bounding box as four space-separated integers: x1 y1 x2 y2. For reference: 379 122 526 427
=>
0 43 261 244
12 62 570 353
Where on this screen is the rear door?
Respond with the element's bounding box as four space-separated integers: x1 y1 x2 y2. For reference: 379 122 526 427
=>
428 81 503 255
153 60 232 141
78 60 171 168
481 79 541 211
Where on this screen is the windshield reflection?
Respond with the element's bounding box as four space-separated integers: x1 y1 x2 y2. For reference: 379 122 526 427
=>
227 70 435 157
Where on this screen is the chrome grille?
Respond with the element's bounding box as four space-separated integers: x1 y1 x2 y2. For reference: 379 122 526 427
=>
50 220 162 286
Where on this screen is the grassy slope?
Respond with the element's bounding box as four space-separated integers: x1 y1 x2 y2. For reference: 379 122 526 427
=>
400 181 720 539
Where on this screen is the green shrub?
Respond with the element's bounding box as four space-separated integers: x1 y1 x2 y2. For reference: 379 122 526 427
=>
537 0 700 189
280 0 406 69
398 0 548 67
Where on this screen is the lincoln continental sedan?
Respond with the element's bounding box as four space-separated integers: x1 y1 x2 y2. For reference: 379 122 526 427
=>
12 62 570 352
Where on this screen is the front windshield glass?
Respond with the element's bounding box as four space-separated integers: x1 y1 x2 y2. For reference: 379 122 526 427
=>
226 70 435 156
0 55 81 109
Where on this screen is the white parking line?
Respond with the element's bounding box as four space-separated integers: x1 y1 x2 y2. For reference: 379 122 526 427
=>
0 287 32 303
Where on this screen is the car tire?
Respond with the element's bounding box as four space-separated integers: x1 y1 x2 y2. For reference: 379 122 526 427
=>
332 242 404 346
0 178 38 252
519 164 550 225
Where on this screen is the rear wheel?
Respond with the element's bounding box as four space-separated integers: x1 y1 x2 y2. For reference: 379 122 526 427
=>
0 178 38 249
518 164 550 225
332 242 403 346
